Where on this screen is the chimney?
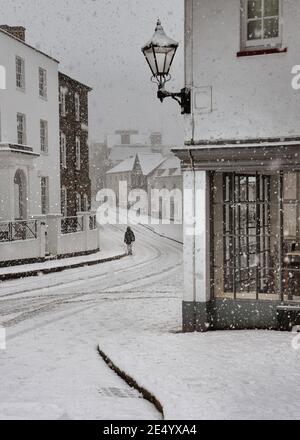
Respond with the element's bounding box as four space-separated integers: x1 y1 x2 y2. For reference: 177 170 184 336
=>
0 25 26 41
150 132 162 146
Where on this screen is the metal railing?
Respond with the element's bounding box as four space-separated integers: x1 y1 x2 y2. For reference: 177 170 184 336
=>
89 214 97 230
0 220 38 242
61 216 84 235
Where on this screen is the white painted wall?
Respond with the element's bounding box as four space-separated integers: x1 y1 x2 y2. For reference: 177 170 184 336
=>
58 229 99 256
0 30 60 220
185 0 300 142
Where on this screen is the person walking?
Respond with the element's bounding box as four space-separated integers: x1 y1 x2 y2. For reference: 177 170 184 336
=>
124 227 135 256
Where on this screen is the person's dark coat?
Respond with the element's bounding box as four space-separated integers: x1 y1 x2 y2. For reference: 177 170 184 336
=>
124 228 135 245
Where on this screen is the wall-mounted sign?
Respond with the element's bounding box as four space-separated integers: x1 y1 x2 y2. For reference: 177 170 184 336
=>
193 86 212 114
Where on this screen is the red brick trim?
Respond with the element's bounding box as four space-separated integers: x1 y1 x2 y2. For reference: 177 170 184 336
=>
237 47 287 57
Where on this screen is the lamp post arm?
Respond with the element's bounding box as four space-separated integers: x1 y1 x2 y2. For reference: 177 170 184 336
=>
157 86 191 114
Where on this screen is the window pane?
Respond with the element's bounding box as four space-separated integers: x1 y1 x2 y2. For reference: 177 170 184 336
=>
284 173 297 200
264 17 279 38
248 0 262 19
284 204 297 238
264 0 279 17
247 20 262 40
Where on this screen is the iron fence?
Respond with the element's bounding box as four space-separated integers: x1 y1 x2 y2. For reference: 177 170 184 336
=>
61 216 84 235
0 220 38 242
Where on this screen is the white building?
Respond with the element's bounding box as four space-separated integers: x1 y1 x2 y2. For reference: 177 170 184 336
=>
0 26 98 264
0 26 60 222
173 0 300 331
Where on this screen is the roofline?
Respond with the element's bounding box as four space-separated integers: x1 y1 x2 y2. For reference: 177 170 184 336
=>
59 71 93 92
0 28 60 63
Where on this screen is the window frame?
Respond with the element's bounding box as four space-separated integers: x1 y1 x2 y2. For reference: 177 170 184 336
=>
60 132 67 168
240 0 282 51
40 119 48 154
61 185 68 217
41 176 49 215
75 92 80 122
17 112 26 145
39 67 47 99
15 56 25 91
83 194 89 212
75 136 81 171
76 192 81 213
60 87 66 117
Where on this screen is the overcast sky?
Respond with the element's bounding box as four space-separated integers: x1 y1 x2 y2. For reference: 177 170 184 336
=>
0 0 184 145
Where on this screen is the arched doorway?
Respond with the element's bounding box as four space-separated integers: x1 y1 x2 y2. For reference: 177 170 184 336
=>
14 169 27 220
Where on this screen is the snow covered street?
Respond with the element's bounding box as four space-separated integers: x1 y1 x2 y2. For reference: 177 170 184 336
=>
1 222 299 421
0 224 183 420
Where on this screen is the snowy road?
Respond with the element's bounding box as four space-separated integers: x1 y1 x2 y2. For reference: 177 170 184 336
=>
0 224 183 420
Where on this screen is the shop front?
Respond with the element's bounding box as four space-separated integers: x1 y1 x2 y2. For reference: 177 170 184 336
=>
174 139 300 331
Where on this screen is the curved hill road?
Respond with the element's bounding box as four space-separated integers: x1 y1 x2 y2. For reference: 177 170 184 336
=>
0 224 183 420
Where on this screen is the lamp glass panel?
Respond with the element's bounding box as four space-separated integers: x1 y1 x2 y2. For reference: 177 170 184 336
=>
155 51 167 75
164 48 176 74
143 48 157 75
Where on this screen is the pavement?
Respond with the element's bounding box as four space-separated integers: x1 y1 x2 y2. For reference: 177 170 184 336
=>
0 227 127 281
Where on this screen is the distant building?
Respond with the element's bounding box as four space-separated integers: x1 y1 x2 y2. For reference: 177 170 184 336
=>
105 130 171 166
59 72 92 216
106 153 164 202
147 156 182 220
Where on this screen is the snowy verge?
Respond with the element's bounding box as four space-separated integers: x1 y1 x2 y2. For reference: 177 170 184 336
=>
138 223 183 244
0 250 126 281
98 330 300 420
98 346 164 418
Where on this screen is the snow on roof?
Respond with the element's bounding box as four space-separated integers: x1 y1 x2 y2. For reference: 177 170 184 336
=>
107 157 136 174
138 153 164 175
108 146 154 163
158 156 181 170
107 153 164 176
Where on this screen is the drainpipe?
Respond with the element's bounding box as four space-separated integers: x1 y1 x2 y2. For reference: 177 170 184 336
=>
188 148 197 331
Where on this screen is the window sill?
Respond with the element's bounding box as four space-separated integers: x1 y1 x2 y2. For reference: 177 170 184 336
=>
237 47 287 57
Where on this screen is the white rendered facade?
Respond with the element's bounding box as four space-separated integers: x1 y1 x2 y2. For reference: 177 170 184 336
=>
0 29 60 222
176 0 300 331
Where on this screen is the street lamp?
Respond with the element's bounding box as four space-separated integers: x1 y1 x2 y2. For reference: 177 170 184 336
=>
142 19 191 114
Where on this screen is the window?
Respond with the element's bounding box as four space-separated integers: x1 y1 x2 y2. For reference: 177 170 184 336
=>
75 93 80 121
76 192 81 212
60 87 66 117
61 186 67 217
16 56 25 90
60 132 67 168
39 67 47 98
121 133 130 145
83 194 89 212
17 113 26 145
241 0 281 49
76 136 81 170
41 176 49 214
40 120 48 153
